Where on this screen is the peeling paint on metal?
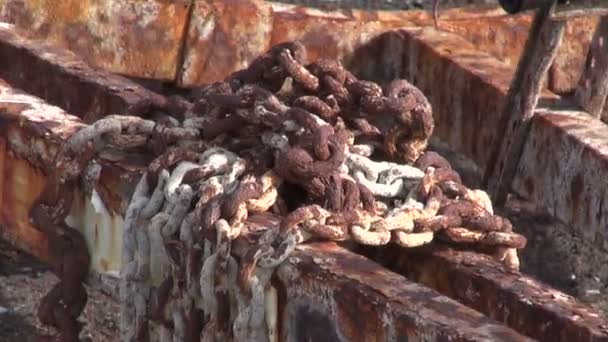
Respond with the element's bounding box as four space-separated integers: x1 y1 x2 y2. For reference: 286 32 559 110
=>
66 191 124 275
0 151 49 261
178 0 274 86
0 77 136 276
549 16 599 94
178 0 431 87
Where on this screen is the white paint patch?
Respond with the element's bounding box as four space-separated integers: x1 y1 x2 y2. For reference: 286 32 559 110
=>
0 22 15 30
91 189 110 215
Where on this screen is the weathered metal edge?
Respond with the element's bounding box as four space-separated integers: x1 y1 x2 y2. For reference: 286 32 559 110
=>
278 242 533 341
0 23 167 123
360 244 608 342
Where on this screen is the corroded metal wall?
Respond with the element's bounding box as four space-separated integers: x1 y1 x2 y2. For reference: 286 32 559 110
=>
0 0 598 94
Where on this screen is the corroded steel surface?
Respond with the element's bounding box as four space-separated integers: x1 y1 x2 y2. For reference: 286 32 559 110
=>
0 78 142 275
549 16 599 94
278 243 533 341
177 0 429 87
362 244 608 342
179 0 275 86
513 110 608 250
0 0 191 81
0 0 599 96
436 10 597 95
438 9 532 66
0 24 167 123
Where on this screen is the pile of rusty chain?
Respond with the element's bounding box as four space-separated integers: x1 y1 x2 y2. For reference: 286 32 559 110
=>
28 116 199 342
30 41 526 341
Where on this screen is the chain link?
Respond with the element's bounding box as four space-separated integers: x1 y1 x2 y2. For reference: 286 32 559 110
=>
31 40 527 341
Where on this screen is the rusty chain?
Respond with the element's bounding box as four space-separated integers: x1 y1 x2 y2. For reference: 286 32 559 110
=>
31 40 526 341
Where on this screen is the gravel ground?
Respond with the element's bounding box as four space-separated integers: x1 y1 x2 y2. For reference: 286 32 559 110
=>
0 240 120 342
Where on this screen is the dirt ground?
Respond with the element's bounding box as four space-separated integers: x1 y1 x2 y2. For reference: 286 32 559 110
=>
0 240 119 342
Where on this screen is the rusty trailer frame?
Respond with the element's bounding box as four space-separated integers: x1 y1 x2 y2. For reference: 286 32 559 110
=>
1 1 608 341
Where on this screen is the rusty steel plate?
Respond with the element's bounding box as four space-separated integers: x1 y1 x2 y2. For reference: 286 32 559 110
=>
0 23 169 123
513 109 608 249
0 0 191 81
0 0 599 97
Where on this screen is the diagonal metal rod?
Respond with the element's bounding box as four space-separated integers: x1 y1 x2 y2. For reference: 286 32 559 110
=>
483 1 566 206
574 15 608 119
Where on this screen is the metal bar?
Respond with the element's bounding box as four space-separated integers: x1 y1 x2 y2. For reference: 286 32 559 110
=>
359 244 608 342
483 4 566 206
550 0 608 20
0 24 168 123
497 0 608 19
278 243 534 341
575 16 608 118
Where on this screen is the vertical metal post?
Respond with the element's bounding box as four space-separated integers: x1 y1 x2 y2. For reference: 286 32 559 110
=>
483 1 566 206
574 16 608 119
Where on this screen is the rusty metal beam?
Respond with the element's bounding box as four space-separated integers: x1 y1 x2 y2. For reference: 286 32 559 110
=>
575 16 608 119
484 4 566 205
0 23 167 123
359 244 608 341
277 243 533 341
550 0 608 20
